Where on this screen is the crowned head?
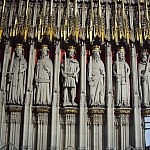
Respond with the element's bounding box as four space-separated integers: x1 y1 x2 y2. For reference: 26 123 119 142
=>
68 45 76 52
92 45 101 52
92 45 101 58
42 44 48 49
118 46 125 53
41 44 49 57
68 45 76 58
15 43 23 57
118 46 125 60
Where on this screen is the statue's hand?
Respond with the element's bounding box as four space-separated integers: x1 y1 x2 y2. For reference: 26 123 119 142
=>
63 73 68 78
73 73 77 77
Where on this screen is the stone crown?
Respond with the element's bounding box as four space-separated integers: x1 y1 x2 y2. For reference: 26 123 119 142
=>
92 45 101 52
16 43 23 49
68 45 75 51
118 46 125 53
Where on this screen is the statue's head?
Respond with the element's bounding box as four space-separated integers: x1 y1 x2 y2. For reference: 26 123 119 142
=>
15 43 23 57
41 44 49 57
118 46 125 61
92 45 101 59
141 49 148 63
68 45 75 58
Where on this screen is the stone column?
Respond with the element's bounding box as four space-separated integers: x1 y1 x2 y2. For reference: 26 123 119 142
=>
36 107 49 150
89 108 105 150
105 2 115 149
130 44 144 149
50 42 61 150
0 103 6 147
22 43 35 150
79 42 87 150
0 42 11 148
62 107 78 149
8 106 23 149
86 116 91 149
115 108 131 150
106 42 115 150
57 113 65 150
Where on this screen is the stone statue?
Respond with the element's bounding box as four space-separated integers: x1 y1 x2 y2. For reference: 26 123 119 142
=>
7 43 27 105
138 49 150 107
61 46 80 106
34 44 53 105
88 45 105 106
113 46 130 107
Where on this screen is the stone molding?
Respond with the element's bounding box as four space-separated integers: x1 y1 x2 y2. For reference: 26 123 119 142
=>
88 107 106 115
115 108 132 115
60 107 79 114
5 105 23 112
32 106 51 113
142 108 150 116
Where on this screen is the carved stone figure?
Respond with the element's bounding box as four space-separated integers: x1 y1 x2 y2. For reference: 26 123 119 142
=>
88 45 105 106
7 43 27 105
34 44 53 105
61 46 80 106
138 49 150 107
113 46 130 107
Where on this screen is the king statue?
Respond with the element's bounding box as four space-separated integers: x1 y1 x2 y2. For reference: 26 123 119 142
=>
34 44 53 105
61 45 80 106
138 49 150 107
88 45 105 106
113 46 130 107
7 43 27 105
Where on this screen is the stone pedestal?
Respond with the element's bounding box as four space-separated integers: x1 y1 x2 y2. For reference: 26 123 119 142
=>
88 107 105 150
114 108 132 150
32 106 51 150
60 107 79 150
6 105 23 149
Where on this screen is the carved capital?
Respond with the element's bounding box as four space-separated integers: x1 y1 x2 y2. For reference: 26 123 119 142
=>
91 114 103 125
65 113 77 125
115 108 131 126
38 113 48 124
142 108 150 116
10 112 21 123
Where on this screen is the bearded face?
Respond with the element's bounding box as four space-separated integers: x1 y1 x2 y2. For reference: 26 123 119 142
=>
118 52 125 61
15 48 23 58
41 48 48 58
92 51 100 60
68 50 75 58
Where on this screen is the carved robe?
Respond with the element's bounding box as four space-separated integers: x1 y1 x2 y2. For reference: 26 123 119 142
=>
34 55 53 105
113 60 130 106
8 56 27 105
138 61 150 107
88 57 105 106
